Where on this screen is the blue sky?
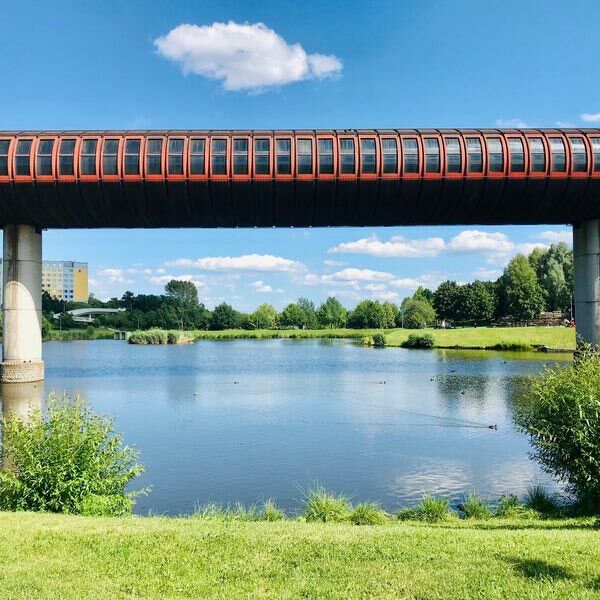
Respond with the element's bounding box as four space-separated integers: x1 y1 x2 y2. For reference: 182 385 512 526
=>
0 0 593 308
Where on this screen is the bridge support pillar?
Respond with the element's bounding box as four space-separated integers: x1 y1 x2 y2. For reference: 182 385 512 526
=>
0 225 44 382
574 219 600 348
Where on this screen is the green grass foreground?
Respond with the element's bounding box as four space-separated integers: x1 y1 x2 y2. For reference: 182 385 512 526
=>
191 325 576 351
0 512 598 599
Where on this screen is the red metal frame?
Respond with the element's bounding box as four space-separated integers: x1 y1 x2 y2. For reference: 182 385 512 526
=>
144 135 166 182
546 132 569 179
0 135 13 182
100 136 123 181
295 133 315 181
231 135 252 181
316 133 336 179
252 134 273 180
442 133 465 180
34 135 58 182
209 135 230 180
568 133 592 179
79 136 101 181
358 133 379 180
483 134 507 179
274 135 294 180
57 137 80 183
188 135 208 181
421 133 443 180
399 133 421 179
122 135 144 182
379 133 400 179
524 133 549 179
13 136 36 183
505 133 528 179
587 131 600 179
463 132 486 180
338 133 358 180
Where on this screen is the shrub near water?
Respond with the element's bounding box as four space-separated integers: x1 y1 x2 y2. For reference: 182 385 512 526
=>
401 333 435 349
350 502 389 525
303 486 352 523
459 493 492 520
397 495 454 522
0 394 145 515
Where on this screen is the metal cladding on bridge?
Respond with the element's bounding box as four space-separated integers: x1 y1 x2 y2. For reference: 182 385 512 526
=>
0 128 599 229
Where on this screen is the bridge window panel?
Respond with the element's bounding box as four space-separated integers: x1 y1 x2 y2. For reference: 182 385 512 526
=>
102 139 119 175
570 137 588 172
297 139 312 174
318 139 334 174
592 138 600 172
36 139 54 176
466 138 483 173
361 138 376 174
381 138 397 173
59 139 76 175
233 138 248 175
0 140 9 176
339 138 355 174
550 138 566 172
529 138 546 173
424 138 440 173
145 138 162 175
211 139 227 175
15 139 32 176
402 138 419 173
189 138 205 175
124 139 141 175
168 139 184 175
445 137 461 173
276 139 291 174
254 138 270 175
508 138 525 172
487 138 504 172
80 139 97 175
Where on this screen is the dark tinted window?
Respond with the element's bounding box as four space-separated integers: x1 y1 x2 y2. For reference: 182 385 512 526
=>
168 139 183 174
297 139 312 174
361 138 376 174
102 139 119 175
403 138 419 173
190 139 205 175
15 140 32 176
124 139 141 175
529 138 545 173
425 138 440 173
276 139 291 174
146 138 162 175
80 139 97 175
570 137 587 172
37 139 54 176
550 138 566 172
339 138 355 174
487 138 504 172
466 138 483 173
445 137 461 173
211 139 227 175
254 139 270 175
0 139 9 176
233 139 248 175
381 138 397 173
508 138 525 172
318 139 334 174
592 138 600 173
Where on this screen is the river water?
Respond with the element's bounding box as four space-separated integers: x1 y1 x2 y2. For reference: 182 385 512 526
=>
0 339 570 515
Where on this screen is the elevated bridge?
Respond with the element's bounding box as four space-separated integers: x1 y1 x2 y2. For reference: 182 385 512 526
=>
0 128 599 381
53 307 125 323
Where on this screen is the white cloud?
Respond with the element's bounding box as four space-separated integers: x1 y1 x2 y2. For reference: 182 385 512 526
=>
154 21 342 91
471 268 502 281
363 283 386 292
96 268 134 285
149 274 205 287
250 280 283 294
369 290 399 301
581 112 600 123
330 268 395 282
165 254 306 273
389 278 422 289
323 259 346 267
495 118 528 128
329 236 444 258
556 121 574 128
538 230 572 244
447 230 514 253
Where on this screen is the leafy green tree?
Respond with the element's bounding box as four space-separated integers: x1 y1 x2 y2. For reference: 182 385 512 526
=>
536 242 573 311
347 300 386 329
249 303 278 329
433 281 460 322
164 280 200 329
400 298 436 329
456 280 497 323
279 303 306 328
381 302 399 329
413 286 434 306
297 297 318 329
210 303 237 330
317 297 347 328
499 254 545 320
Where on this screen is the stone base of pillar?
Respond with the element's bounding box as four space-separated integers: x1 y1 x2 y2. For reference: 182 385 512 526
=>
0 360 45 383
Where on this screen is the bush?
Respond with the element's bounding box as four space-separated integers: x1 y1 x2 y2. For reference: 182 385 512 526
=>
397 495 454 522
402 333 435 349
495 494 538 519
514 349 600 508
361 335 374 347
0 394 145 514
459 493 492 520
372 333 386 348
303 486 352 523
350 502 389 525
524 485 562 517
262 499 286 522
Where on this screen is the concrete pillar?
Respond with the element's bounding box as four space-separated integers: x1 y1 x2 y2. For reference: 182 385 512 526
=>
0 225 44 382
574 220 600 348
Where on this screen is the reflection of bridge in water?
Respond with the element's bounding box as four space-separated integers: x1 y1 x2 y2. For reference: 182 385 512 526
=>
1 128 599 383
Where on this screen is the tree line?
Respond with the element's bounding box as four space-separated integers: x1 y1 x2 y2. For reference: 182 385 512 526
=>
42 242 573 331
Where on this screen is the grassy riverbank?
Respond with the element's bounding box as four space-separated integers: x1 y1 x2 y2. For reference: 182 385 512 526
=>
44 327 115 341
0 512 597 599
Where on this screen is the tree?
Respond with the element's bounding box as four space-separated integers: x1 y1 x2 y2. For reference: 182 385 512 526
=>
413 286 434 306
433 281 460 322
535 242 573 311
381 302 399 329
400 298 436 329
164 280 199 329
297 297 318 329
249 303 278 329
456 280 497 323
499 254 545 320
347 300 386 329
317 297 348 328
210 303 237 330
279 303 306 328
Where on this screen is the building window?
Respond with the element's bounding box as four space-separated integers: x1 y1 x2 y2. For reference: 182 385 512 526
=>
529 138 546 173
550 138 566 172
592 138 600 172
508 138 525 172
403 138 419 173
381 139 397 173
189 139 205 175
168 139 184 174
15 139 32 176
254 139 270 175
425 138 440 173
487 138 504 172
102 139 119 175
339 139 355 174
297 139 312 174
59 139 76 175
445 137 461 173
466 138 483 173
146 138 162 175
233 139 248 175
0 139 9 176
124 139 141 175
570 137 587 172
211 139 227 175
276 139 291 174
37 139 54 176
80 139 97 175
361 138 376 174
318 139 334 174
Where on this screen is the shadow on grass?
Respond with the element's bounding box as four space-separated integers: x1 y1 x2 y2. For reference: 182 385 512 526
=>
506 558 573 582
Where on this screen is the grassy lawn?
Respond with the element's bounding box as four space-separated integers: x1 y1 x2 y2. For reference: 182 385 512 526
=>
0 512 598 599
192 326 576 350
